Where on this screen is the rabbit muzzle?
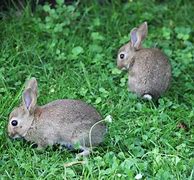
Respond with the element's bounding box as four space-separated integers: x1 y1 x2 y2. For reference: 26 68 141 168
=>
8 131 22 139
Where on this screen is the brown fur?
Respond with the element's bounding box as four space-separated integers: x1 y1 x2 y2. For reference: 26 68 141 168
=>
8 78 106 152
117 22 171 99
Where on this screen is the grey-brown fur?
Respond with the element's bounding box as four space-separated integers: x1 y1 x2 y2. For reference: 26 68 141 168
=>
8 78 106 156
117 22 171 99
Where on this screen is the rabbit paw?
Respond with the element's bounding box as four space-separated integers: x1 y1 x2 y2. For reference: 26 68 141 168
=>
76 148 90 159
36 142 47 151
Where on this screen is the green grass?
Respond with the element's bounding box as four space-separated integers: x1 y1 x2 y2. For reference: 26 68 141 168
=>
0 0 194 179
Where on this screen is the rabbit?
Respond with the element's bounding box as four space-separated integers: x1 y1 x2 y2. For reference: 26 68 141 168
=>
7 77 106 156
117 22 171 100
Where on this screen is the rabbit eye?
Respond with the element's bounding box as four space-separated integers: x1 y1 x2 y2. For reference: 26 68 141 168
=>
119 51 128 60
119 53 125 59
11 120 18 126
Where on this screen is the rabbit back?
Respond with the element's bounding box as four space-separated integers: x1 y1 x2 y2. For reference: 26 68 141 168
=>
129 48 171 98
117 22 172 99
26 99 106 148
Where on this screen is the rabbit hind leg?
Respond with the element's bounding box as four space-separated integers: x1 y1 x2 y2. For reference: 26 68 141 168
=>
76 147 90 158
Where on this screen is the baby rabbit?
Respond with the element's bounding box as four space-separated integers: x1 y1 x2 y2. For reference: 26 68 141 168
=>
117 22 171 100
8 77 106 156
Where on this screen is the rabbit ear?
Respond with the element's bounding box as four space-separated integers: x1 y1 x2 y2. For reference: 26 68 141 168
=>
25 77 38 97
23 88 37 113
130 27 138 46
130 22 148 50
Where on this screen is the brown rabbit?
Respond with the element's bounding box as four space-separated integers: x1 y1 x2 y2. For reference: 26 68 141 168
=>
117 22 171 100
8 77 106 156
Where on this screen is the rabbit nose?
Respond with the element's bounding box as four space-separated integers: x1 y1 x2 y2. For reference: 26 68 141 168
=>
121 67 127 70
8 132 14 138
117 63 123 69
7 128 12 137
7 129 15 138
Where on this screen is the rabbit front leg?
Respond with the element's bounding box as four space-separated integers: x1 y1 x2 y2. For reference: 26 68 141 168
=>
36 141 47 150
34 137 49 150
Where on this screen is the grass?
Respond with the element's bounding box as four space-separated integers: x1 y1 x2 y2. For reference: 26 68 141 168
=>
0 0 194 179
